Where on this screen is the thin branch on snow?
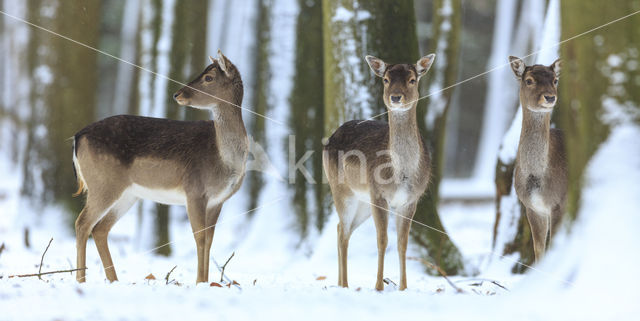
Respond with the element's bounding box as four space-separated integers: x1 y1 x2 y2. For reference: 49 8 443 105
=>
408 256 464 293
219 252 235 283
3 267 87 279
165 265 177 285
38 238 53 280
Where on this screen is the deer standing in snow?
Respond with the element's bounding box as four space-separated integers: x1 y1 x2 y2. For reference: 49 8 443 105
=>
509 56 567 262
323 54 435 290
73 51 248 283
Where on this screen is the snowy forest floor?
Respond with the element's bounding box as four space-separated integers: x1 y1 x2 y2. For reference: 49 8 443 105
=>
1 126 639 320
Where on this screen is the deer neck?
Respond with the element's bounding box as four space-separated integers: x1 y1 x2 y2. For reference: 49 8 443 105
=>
518 106 551 175
211 100 248 170
388 105 422 176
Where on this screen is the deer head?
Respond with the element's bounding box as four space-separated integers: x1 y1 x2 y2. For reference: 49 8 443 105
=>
365 54 435 111
509 56 562 112
173 50 243 109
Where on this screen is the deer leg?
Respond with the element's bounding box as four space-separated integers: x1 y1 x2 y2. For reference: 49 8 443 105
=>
186 198 207 283
75 192 119 283
396 202 417 291
370 197 389 291
91 194 138 282
525 207 549 263
202 203 222 282
335 195 355 288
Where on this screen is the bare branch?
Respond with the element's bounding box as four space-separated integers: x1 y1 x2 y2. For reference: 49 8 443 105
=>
219 252 235 283
165 265 177 285
38 238 54 280
408 256 464 293
5 267 86 279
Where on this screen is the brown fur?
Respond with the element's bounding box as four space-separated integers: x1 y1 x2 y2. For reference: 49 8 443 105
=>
73 51 248 284
323 54 435 291
509 56 567 262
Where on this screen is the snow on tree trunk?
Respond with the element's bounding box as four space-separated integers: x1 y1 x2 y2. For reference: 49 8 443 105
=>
491 0 557 273
323 0 464 274
557 0 640 220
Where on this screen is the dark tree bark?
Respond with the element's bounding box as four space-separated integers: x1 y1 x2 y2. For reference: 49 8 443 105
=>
44 1 100 219
245 0 272 215
411 0 464 275
289 0 326 238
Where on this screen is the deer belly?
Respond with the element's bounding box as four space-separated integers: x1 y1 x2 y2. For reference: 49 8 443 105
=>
130 184 187 205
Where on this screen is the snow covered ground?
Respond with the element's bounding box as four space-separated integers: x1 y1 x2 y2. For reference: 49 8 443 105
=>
2 130 638 320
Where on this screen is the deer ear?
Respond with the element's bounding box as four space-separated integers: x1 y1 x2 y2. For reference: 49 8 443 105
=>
550 58 562 77
217 49 230 75
365 55 387 78
416 53 435 77
509 56 526 79
209 55 216 64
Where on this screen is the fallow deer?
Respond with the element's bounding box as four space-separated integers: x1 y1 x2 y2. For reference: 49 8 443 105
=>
73 50 248 283
323 54 435 290
509 56 567 263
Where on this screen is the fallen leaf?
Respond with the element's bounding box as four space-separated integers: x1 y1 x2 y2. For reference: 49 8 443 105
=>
253 279 257 286
315 276 327 281
355 287 362 292
145 273 156 280
210 282 222 287
232 280 240 286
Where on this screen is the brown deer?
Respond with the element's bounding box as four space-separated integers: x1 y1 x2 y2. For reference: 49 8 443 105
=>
508 56 567 263
72 50 248 283
323 54 435 290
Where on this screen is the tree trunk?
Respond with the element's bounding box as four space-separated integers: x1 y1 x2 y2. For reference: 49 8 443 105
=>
411 0 464 275
323 0 464 274
289 0 326 237
245 0 272 215
43 0 100 218
558 0 640 220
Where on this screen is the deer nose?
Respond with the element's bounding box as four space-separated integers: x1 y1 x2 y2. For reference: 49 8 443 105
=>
544 95 556 103
390 95 402 103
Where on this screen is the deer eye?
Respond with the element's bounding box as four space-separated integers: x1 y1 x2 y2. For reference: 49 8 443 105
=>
409 79 416 85
554 79 559 86
204 75 213 82
383 78 389 84
525 78 534 85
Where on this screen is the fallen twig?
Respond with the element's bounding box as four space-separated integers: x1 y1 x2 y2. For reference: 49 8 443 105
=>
213 256 241 290
5 267 86 279
38 238 54 280
455 278 509 291
165 265 177 285
219 252 235 283
408 256 464 293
